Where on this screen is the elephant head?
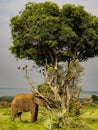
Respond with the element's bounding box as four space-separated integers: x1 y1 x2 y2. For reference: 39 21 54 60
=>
32 94 52 110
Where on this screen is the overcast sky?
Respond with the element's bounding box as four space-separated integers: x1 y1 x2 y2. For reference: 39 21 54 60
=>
0 0 98 91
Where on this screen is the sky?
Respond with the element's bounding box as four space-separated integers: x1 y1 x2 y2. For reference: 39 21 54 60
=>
0 0 98 93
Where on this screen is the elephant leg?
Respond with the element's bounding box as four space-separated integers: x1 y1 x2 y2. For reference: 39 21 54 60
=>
34 105 38 121
31 111 36 123
31 105 39 123
11 107 18 121
11 112 17 121
17 112 22 122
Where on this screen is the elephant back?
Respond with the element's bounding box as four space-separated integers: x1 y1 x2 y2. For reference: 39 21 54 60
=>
11 94 35 112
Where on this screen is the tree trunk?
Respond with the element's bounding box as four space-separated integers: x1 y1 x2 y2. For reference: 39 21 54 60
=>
61 94 66 110
60 83 70 112
66 84 70 112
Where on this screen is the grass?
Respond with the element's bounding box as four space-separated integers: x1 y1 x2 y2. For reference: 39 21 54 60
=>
80 104 98 130
0 104 98 130
0 107 48 130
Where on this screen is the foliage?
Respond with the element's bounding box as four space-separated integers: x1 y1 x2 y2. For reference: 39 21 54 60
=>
91 95 98 102
0 96 14 102
10 2 98 64
38 83 54 97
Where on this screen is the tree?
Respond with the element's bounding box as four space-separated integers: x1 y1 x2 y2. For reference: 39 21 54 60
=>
9 2 98 112
91 95 98 102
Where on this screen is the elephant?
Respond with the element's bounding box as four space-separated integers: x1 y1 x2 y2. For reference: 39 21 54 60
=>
11 93 51 123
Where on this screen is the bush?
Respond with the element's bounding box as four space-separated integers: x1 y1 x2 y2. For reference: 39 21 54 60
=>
91 95 98 102
69 100 82 116
0 96 14 102
38 83 54 99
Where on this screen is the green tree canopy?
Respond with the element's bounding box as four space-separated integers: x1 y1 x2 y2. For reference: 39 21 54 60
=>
10 2 98 67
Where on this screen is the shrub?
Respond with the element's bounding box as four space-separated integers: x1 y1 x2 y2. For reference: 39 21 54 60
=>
0 96 14 102
91 95 98 102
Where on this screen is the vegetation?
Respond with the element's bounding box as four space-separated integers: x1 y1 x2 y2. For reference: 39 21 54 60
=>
0 104 98 130
91 95 98 102
38 83 54 98
0 96 14 102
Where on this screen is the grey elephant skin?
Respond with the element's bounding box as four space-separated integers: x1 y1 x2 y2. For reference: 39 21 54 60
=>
11 93 51 123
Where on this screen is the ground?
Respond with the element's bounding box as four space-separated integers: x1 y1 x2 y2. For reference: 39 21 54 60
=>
0 104 98 130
